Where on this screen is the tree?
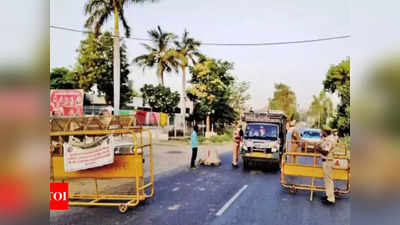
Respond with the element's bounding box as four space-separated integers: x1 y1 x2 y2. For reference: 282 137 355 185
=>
355 56 400 135
230 80 251 118
307 91 333 129
187 56 236 130
50 67 76 89
140 84 180 113
323 58 350 136
75 32 134 107
134 26 180 86
268 83 297 120
84 0 156 114
174 30 202 119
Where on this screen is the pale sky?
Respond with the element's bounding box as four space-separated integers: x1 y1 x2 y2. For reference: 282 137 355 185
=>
50 0 350 111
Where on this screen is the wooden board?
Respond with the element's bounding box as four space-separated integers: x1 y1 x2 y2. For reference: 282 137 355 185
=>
283 163 349 181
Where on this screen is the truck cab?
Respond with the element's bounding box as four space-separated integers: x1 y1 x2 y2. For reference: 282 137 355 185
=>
240 110 287 170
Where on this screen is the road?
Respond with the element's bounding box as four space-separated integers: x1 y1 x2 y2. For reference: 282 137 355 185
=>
50 148 350 225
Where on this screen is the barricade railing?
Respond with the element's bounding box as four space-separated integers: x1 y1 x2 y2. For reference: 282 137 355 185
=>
50 116 154 213
281 142 350 201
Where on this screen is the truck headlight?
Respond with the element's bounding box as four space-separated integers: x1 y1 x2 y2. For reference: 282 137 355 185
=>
271 147 277 153
244 141 253 149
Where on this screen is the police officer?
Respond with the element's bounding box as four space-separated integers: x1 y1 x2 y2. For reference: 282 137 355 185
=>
232 123 243 167
314 126 336 205
287 121 300 163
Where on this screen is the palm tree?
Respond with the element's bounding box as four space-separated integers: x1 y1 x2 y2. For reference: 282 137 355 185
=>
84 0 156 115
134 26 180 86
174 30 201 120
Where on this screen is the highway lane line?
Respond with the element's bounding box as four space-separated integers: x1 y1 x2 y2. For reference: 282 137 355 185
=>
216 184 248 216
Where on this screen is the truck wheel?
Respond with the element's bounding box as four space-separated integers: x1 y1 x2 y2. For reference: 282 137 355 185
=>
243 159 249 170
274 162 280 172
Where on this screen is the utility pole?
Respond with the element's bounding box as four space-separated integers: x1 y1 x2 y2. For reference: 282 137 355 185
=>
113 0 120 115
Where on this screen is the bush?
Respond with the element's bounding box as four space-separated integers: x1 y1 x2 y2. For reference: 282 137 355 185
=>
198 136 205 143
209 129 233 144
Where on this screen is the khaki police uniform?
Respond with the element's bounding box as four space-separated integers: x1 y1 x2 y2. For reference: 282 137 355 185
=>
319 134 337 203
290 129 300 163
232 127 242 166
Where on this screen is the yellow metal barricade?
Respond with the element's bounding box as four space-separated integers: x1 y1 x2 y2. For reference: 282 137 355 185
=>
50 115 154 213
281 141 350 201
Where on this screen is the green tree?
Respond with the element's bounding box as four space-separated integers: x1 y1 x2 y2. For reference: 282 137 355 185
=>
50 67 76 89
84 0 157 114
75 32 134 107
230 80 251 118
323 58 350 136
268 83 297 120
140 84 180 113
134 26 180 86
307 91 333 129
187 56 236 129
174 30 202 119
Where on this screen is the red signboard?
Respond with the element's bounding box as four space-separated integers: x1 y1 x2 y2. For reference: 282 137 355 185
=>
50 89 83 116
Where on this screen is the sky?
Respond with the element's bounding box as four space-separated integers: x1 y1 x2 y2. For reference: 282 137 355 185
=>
50 0 350 111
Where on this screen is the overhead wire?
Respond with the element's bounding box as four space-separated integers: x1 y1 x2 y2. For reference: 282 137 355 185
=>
50 25 350 46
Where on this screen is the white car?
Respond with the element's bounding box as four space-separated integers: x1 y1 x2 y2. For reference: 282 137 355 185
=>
300 128 322 150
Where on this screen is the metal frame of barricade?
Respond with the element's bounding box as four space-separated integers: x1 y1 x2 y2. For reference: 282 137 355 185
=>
281 141 350 201
50 116 154 213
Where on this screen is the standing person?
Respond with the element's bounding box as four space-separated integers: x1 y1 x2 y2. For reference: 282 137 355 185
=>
314 126 337 205
190 125 199 169
232 123 243 167
287 121 300 163
286 121 295 152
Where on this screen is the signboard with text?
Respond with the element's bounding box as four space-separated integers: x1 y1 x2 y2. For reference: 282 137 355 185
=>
50 89 83 116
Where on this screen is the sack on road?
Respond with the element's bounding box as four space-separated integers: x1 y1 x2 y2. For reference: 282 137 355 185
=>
199 149 221 166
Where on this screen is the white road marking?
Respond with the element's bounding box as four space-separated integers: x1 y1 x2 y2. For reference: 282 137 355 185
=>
216 185 248 216
168 204 181 210
172 187 180 192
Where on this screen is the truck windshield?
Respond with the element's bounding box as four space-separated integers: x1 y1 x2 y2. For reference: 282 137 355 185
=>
245 124 278 140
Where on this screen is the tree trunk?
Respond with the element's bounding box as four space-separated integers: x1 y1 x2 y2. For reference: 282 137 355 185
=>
181 65 186 136
206 115 210 133
113 1 120 115
160 69 164 86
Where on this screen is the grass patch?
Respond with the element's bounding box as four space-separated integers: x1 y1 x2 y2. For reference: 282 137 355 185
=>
207 129 233 144
163 129 234 145
208 134 231 144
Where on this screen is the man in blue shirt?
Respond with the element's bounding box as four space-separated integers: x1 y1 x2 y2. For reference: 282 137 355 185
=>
190 125 199 169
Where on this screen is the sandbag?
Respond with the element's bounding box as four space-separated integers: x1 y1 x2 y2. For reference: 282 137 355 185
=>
199 149 221 166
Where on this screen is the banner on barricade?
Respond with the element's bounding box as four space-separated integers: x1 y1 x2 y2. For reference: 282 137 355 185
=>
333 158 349 169
63 137 114 172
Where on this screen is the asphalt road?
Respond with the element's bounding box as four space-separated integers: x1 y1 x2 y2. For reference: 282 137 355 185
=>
50 150 350 225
